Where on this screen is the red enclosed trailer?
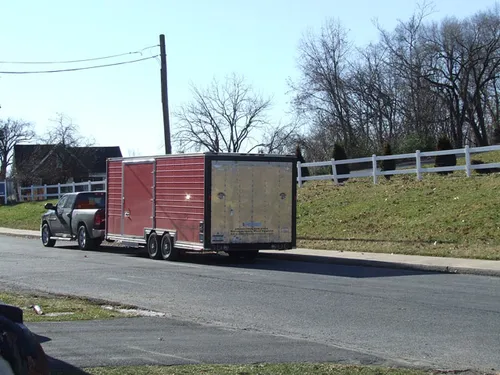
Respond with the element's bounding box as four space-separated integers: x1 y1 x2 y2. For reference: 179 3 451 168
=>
105 153 297 260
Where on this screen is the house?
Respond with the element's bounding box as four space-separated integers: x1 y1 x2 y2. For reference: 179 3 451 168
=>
13 144 122 186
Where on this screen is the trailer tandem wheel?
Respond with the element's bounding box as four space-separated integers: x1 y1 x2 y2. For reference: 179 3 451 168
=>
160 233 179 261
147 232 162 260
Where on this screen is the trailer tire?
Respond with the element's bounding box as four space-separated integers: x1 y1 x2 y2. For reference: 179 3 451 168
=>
160 233 178 261
41 223 56 248
147 232 161 260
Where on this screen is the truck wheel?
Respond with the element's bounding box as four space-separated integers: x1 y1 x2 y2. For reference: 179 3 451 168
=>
41 223 56 248
160 233 179 261
147 232 161 260
77 225 94 250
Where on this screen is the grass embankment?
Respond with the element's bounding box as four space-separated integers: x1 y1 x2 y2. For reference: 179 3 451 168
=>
0 199 56 230
79 364 431 375
298 151 500 259
0 290 132 322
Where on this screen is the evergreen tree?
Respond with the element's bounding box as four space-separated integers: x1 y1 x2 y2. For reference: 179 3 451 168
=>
435 136 456 175
380 142 396 180
332 143 350 183
493 126 500 144
295 145 309 183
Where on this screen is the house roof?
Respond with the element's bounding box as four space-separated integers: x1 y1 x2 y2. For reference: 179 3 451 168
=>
14 144 122 174
74 146 123 173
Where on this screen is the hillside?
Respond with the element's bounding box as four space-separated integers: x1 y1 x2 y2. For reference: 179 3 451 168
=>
297 165 500 259
0 200 57 230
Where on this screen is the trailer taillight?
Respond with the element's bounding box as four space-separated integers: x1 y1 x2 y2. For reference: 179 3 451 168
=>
199 221 204 243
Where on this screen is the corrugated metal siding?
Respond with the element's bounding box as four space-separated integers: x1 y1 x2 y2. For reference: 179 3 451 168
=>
155 156 205 242
106 160 122 235
123 163 154 236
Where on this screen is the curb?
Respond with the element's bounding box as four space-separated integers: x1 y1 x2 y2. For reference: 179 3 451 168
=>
0 232 39 240
259 252 500 277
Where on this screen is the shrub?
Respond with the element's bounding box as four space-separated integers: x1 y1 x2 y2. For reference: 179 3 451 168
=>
397 133 435 153
493 126 500 144
332 143 350 183
380 142 396 180
295 145 310 182
434 136 456 175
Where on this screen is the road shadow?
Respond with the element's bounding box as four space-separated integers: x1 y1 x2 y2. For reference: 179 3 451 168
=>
32 333 90 374
47 356 91 375
34 333 51 344
54 244 438 279
177 252 438 279
55 243 146 258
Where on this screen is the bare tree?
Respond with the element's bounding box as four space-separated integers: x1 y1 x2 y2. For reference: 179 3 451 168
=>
420 7 500 147
127 148 141 157
259 117 302 154
290 18 358 154
377 2 440 148
173 73 273 153
14 113 97 185
41 112 95 147
0 118 36 179
350 42 401 150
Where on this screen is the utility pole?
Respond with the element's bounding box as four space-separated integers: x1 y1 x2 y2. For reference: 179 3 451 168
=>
159 34 172 154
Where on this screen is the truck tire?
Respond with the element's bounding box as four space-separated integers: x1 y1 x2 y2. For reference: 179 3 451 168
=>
160 233 179 261
77 225 95 250
147 232 162 260
41 223 56 248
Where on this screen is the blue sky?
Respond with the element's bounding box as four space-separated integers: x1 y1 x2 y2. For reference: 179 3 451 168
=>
0 0 497 157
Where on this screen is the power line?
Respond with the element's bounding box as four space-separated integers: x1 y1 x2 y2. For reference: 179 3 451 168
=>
0 55 159 74
0 45 159 65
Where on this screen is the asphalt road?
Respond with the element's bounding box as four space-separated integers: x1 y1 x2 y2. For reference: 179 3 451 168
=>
33 317 384 371
1 236 499 372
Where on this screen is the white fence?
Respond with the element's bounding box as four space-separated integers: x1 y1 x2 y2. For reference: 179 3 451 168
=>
0 181 6 205
297 145 500 187
19 180 107 202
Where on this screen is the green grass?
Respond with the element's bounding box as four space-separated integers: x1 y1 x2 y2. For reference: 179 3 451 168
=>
297 152 500 259
0 289 133 322
0 199 56 230
80 364 431 375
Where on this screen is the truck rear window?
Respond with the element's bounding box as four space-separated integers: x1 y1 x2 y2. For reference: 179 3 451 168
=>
74 193 105 209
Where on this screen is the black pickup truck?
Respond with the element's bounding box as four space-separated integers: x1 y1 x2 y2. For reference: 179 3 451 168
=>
40 191 106 250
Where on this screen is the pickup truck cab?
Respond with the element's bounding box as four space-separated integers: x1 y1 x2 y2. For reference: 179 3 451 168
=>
41 191 106 250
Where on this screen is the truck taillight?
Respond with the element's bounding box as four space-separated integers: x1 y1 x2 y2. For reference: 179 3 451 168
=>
94 210 105 228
